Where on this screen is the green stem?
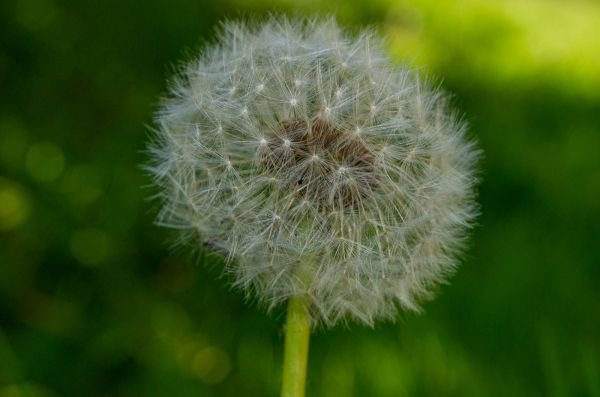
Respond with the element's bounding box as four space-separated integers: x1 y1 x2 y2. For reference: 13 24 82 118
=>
280 296 311 397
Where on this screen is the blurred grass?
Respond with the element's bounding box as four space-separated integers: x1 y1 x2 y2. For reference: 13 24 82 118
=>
1 0 599 396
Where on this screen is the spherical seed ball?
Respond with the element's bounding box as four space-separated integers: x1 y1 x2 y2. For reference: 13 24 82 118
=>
148 17 479 327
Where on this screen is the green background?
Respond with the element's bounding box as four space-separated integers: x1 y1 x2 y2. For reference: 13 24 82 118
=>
1 0 599 396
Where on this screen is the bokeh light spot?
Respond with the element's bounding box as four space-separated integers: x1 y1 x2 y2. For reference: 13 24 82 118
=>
26 142 65 182
191 346 231 384
69 228 110 266
0 383 49 397
176 335 207 368
0 385 22 397
0 178 31 231
14 0 58 31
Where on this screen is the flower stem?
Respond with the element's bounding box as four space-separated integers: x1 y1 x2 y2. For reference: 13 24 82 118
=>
280 296 311 397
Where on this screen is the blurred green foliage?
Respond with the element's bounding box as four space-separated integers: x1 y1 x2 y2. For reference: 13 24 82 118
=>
1 0 599 396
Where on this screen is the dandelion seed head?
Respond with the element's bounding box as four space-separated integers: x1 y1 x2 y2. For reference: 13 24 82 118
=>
147 16 479 327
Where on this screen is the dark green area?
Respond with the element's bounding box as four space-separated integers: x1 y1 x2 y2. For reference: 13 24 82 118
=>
1 0 599 396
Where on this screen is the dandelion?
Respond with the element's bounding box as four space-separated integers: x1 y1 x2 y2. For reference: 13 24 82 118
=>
147 16 479 397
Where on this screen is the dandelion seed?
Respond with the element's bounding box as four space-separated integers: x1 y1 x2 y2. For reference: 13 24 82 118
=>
147 16 479 328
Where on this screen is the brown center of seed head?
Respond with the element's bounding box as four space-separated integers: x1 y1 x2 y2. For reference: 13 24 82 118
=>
261 118 377 210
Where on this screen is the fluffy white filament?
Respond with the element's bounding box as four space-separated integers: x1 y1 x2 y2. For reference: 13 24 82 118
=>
148 17 479 327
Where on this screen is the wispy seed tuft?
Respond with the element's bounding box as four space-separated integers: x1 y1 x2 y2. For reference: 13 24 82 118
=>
147 16 479 327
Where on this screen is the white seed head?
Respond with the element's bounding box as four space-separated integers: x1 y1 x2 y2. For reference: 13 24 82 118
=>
147 17 479 327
